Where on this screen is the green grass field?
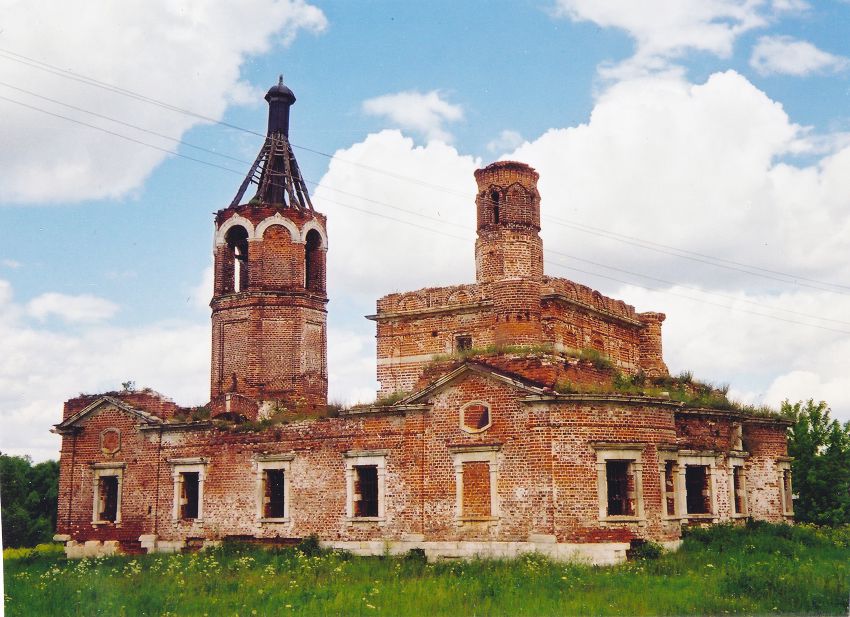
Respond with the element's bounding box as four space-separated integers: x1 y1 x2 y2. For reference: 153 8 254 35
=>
4 522 850 616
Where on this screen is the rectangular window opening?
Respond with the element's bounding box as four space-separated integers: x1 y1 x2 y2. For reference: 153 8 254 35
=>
664 461 677 516
98 476 118 522
354 465 379 517
606 460 635 517
264 469 286 519
180 472 200 520
455 335 473 352
685 465 710 515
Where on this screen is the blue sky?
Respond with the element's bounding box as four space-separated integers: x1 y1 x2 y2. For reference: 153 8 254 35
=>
1 0 849 461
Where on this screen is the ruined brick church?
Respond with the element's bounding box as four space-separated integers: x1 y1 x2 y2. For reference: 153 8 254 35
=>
53 79 793 564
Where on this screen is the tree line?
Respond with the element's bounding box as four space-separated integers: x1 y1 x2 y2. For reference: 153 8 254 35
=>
1 454 59 548
1 400 849 547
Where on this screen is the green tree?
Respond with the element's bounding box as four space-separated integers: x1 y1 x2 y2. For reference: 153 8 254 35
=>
783 400 850 525
0 453 59 547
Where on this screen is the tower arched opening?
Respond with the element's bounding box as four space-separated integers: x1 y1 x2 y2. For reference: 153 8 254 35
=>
225 225 250 292
305 228 324 292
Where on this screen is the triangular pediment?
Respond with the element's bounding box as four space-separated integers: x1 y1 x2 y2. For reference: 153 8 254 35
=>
54 396 163 433
399 362 549 406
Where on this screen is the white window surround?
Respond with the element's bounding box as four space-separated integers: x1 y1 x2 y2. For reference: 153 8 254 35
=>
215 215 255 246
449 445 500 524
777 459 794 517
91 462 125 525
255 214 301 244
344 450 388 523
168 457 208 522
728 454 749 518
592 443 645 524
255 454 294 523
678 450 719 521
657 449 681 521
459 400 492 434
300 219 328 249
731 423 744 452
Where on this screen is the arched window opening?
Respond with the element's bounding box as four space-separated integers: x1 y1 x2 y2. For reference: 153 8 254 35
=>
490 190 500 224
225 226 249 292
305 229 323 292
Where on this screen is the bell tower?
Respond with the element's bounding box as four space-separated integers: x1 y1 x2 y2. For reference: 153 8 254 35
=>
210 76 328 417
474 161 544 346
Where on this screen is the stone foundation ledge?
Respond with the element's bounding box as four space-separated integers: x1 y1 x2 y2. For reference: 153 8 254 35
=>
139 535 222 554
56 535 683 564
62 540 120 559
323 538 641 566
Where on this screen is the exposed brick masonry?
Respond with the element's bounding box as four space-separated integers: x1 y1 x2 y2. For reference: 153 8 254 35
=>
53 88 790 564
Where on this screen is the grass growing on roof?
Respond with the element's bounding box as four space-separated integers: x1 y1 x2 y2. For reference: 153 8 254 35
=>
5 523 850 616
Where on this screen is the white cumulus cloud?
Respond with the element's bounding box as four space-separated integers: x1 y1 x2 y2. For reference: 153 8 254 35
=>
362 90 464 143
28 292 119 323
750 35 849 76
553 0 767 77
0 0 326 204
486 130 525 154
314 69 850 423
0 278 209 462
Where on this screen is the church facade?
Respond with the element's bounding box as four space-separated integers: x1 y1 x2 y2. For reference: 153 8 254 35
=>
52 79 793 564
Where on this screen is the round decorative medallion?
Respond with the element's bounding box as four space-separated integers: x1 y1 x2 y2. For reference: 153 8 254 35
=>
100 428 121 455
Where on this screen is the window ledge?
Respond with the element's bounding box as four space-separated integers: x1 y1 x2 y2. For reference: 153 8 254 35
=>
457 516 499 524
730 513 749 519
600 516 645 524
259 518 291 524
683 513 714 519
91 521 121 527
346 517 386 524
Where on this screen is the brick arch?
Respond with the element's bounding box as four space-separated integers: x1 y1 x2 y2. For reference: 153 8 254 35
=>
256 214 301 243
505 182 530 198
300 220 328 250
447 289 471 305
397 293 426 311
563 282 579 301
216 215 255 246
592 290 605 309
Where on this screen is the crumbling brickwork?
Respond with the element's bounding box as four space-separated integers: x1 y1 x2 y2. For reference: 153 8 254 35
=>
54 365 790 561
53 84 790 564
210 205 328 415
371 162 668 397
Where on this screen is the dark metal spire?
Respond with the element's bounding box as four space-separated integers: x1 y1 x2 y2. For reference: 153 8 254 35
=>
230 76 313 211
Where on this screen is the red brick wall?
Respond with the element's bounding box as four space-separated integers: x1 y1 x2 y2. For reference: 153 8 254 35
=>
57 372 789 553
56 405 162 550
372 162 668 395
210 205 328 413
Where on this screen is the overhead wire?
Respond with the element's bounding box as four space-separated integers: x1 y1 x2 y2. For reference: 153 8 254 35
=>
1 65 849 334
1 46 847 295
0 47 469 197
544 215 850 294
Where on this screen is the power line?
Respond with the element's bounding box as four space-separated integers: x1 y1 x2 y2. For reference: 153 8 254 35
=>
0 94 244 175
2 73 849 333
545 215 850 294
0 83 470 231
0 80 249 165
0 48 469 197
545 259 850 335
1 47 846 296
543 249 850 327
